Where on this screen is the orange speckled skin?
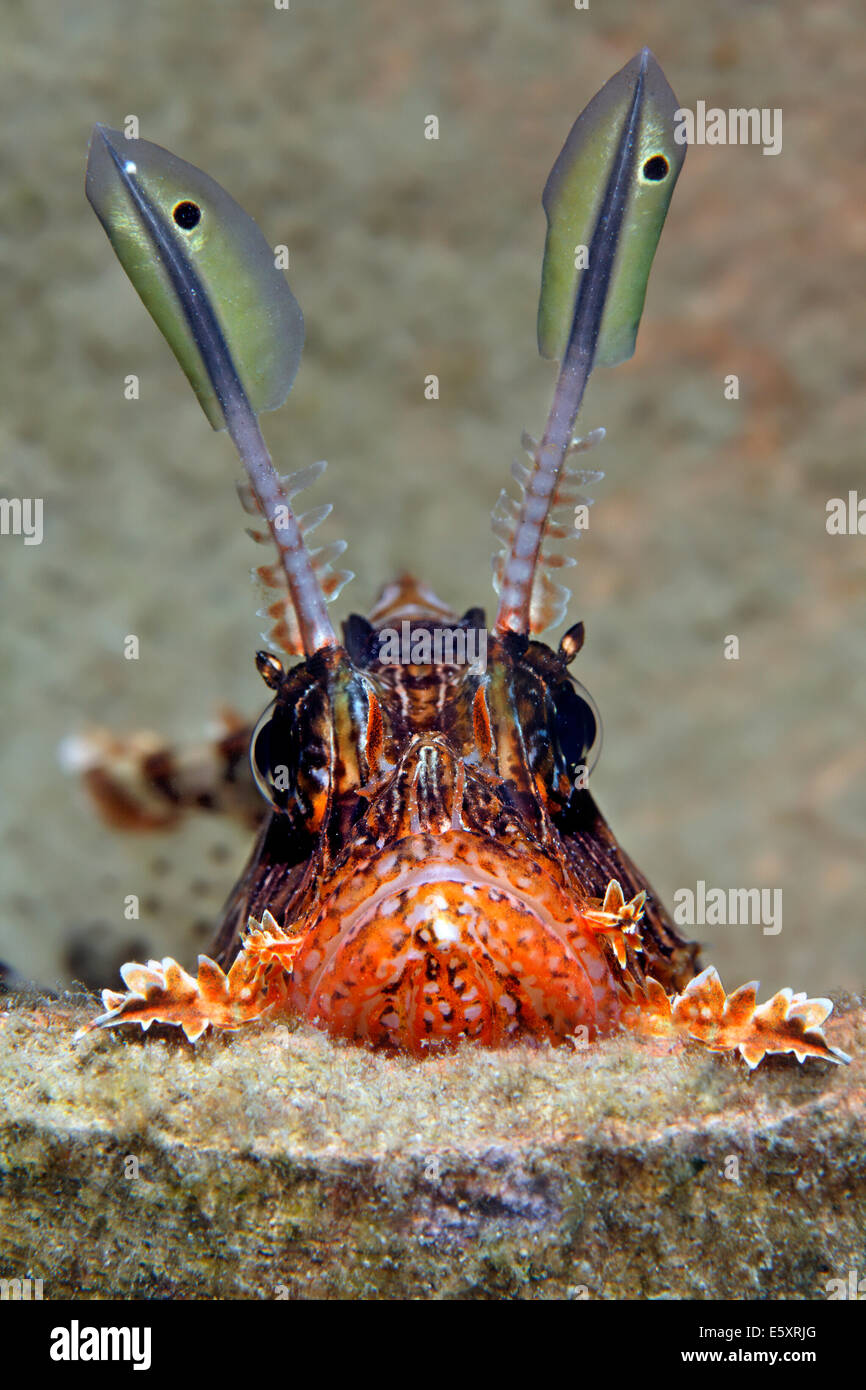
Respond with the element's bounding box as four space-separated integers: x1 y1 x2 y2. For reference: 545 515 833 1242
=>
290 828 625 1051
207 577 697 1053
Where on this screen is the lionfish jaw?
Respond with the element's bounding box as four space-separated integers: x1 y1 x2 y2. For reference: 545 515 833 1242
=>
285 834 637 1054
75 847 630 1053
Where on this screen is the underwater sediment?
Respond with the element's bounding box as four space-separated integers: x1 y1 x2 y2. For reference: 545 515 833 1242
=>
0 993 863 1299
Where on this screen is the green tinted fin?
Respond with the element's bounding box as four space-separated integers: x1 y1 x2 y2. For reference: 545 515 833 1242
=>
537 47 685 368
85 125 341 657
85 124 304 430
495 51 686 638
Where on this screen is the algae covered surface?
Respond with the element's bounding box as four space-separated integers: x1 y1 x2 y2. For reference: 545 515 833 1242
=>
1 993 864 1298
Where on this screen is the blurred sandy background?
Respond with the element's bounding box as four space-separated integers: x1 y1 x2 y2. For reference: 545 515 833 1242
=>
1 0 863 1000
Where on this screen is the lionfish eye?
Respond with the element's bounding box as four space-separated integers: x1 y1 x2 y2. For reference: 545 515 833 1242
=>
250 700 292 812
551 676 603 782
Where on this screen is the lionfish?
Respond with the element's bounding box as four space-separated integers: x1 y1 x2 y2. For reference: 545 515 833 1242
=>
71 51 848 1068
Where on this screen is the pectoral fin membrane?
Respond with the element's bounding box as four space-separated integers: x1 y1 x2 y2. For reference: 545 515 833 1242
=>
537 47 686 368
85 125 304 430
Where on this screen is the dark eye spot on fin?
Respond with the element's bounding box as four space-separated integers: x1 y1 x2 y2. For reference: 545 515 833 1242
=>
173 199 202 229
641 155 669 181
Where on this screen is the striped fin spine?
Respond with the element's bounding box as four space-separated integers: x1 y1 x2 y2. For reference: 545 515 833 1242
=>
238 460 354 656
491 428 604 634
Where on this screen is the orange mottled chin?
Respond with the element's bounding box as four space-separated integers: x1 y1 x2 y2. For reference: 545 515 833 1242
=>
289 833 628 1052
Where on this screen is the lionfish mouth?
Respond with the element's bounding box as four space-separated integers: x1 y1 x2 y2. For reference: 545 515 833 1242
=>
290 832 627 1051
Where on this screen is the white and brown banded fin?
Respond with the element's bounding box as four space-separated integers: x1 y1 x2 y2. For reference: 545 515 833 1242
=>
582 879 647 968
59 711 263 831
624 965 851 1069
239 460 353 656
245 505 333 547
76 909 303 1042
492 428 604 634
236 459 329 517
